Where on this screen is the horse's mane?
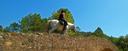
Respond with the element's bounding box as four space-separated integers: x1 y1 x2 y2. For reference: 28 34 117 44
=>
68 22 74 25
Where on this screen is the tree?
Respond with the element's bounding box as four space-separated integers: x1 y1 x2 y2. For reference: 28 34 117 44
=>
116 36 125 51
20 14 31 32
0 25 3 32
7 22 20 32
20 13 44 32
110 35 128 51
122 35 128 51
41 18 48 31
3 27 10 32
51 8 74 23
76 26 81 32
78 32 92 37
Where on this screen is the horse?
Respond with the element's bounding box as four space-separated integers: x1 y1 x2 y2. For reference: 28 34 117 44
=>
47 19 76 34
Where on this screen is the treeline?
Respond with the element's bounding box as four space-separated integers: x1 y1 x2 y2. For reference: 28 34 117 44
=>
0 13 48 32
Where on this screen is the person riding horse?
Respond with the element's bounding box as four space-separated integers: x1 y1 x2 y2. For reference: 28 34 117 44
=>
47 11 76 34
58 10 68 33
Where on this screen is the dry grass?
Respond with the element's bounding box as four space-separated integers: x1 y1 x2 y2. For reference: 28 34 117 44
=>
0 32 118 51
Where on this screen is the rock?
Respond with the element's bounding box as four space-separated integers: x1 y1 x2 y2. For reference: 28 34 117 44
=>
0 35 3 39
4 41 13 47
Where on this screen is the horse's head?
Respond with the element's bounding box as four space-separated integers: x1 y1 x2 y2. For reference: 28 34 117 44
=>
67 23 76 32
71 25 77 32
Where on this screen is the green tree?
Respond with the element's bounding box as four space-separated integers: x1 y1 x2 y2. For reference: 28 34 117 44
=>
111 35 128 51
0 25 3 32
116 36 125 51
41 18 48 31
20 13 44 32
51 8 74 23
76 26 81 32
8 22 20 32
20 14 31 32
3 27 10 32
78 32 92 37
122 35 128 51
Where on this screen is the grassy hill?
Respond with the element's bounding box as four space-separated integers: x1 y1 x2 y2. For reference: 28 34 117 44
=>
0 32 118 51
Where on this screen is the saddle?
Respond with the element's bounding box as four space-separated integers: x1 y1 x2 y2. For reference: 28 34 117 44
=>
58 20 64 25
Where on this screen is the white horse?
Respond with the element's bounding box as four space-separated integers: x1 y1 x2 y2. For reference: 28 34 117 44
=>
47 19 76 34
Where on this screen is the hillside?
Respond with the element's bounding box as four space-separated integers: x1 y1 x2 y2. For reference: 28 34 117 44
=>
0 32 118 51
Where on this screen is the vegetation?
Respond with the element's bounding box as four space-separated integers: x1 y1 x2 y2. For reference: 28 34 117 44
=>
20 13 45 32
79 28 128 51
0 8 128 51
0 32 118 51
110 35 128 51
0 25 3 32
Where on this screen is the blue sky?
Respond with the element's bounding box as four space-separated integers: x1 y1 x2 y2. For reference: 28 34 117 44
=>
0 0 128 37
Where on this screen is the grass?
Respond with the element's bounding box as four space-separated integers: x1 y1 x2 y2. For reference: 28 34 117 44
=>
0 32 118 51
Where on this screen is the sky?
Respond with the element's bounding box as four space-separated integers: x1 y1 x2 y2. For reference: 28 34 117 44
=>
0 0 128 37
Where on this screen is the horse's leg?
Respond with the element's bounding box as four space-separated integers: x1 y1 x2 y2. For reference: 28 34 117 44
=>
61 25 68 34
47 22 52 34
48 27 51 34
62 28 68 35
48 25 57 34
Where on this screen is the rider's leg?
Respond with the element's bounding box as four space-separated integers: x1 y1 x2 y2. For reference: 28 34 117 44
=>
58 19 68 34
62 19 68 31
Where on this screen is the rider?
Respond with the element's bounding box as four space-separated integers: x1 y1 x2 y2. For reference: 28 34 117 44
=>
58 10 68 33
